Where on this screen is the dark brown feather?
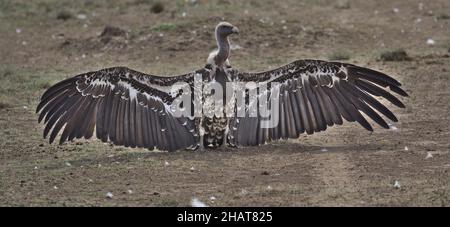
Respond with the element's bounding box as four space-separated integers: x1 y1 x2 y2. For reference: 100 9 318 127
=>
356 80 405 108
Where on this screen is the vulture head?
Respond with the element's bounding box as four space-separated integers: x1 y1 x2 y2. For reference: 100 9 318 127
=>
216 21 239 37
209 22 239 68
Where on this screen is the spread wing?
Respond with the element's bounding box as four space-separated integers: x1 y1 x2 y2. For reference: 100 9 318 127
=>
36 67 209 152
228 60 408 147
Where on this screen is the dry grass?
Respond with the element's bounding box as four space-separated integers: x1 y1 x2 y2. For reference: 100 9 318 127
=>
379 49 411 61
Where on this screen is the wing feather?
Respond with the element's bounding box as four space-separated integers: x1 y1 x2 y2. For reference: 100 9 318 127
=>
36 67 207 151
230 60 407 147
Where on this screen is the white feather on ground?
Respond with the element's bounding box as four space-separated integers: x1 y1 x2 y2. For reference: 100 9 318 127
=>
393 180 401 189
106 192 114 199
191 197 208 207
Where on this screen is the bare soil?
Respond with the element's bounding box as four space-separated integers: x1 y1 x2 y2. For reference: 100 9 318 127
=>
0 0 449 206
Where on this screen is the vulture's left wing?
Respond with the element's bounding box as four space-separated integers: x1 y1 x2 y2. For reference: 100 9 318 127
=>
36 67 209 152
228 60 408 147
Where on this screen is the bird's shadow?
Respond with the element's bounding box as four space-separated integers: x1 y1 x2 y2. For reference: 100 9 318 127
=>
45 141 384 170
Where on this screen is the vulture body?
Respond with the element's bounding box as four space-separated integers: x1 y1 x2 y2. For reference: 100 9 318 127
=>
37 22 408 151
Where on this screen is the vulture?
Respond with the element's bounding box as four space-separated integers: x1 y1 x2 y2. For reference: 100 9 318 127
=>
36 22 408 152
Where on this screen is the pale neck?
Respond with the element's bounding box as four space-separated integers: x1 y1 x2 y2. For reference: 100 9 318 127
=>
214 33 230 67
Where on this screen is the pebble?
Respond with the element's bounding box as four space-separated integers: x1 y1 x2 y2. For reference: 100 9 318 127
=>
106 192 114 199
393 180 401 189
76 14 87 20
191 197 208 207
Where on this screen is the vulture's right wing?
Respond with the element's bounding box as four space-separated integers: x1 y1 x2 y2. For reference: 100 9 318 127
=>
36 67 210 152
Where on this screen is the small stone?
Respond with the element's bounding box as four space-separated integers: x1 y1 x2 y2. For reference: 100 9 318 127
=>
76 14 87 20
426 38 435 46
404 146 409 151
230 44 242 50
190 166 195 171
393 180 401 189
380 49 410 62
151 2 164 14
100 26 127 38
164 161 169 166
65 162 72 167
56 11 73 20
106 192 114 199
191 197 208 207
16 28 22 34
425 152 433 159
393 8 399 13
418 3 424 11
53 186 58 190
127 190 133 194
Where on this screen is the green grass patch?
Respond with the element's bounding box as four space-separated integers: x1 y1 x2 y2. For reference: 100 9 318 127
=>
0 100 13 109
379 49 411 61
328 51 351 61
152 23 177 32
0 65 62 108
154 197 180 207
437 13 450 20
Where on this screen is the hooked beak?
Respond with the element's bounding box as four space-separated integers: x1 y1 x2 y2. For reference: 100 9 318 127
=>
232 26 239 35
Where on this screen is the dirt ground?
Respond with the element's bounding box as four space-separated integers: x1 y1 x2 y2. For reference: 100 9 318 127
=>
1 0 449 206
